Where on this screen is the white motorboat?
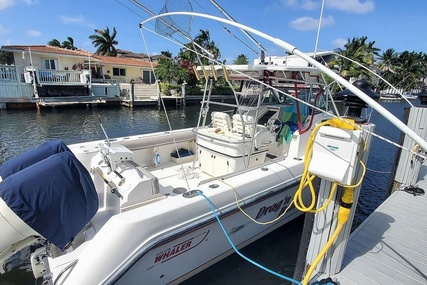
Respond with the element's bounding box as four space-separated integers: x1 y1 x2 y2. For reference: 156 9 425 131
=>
1 7 426 285
380 92 418 100
0 62 337 284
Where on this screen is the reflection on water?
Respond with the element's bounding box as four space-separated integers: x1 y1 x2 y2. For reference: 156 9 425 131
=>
0 101 411 284
0 105 202 165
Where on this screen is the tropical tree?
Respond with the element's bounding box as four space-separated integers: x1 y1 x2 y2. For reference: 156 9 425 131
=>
178 29 221 65
47 39 61 47
160 50 173 58
328 36 380 81
394 51 425 90
233 54 249 65
89 27 119 56
377 48 399 73
48 37 77 50
61 37 77 50
376 50 426 91
155 56 189 84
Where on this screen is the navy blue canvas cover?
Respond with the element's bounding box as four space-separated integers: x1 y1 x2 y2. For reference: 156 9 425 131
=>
0 140 71 180
0 151 98 249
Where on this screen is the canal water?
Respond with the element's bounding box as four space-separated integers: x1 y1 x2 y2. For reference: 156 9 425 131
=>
0 100 411 284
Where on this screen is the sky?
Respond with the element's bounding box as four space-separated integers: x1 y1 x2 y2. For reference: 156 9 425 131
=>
0 0 426 64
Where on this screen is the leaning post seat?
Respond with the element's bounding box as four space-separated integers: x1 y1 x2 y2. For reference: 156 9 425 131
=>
0 151 98 250
232 114 256 136
211 111 232 132
0 140 71 181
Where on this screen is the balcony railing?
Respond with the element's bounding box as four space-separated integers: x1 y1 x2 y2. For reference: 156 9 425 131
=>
32 68 86 85
0 65 22 82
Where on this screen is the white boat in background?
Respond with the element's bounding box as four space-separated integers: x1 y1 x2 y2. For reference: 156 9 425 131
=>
403 91 418 100
1 4 427 285
380 91 418 100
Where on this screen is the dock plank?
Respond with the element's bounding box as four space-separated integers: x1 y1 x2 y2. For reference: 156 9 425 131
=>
329 189 427 284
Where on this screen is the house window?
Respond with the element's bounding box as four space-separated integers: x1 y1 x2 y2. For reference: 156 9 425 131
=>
43 59 58 70
113 67 126 76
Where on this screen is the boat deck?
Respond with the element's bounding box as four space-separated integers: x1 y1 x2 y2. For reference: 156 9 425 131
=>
146 160 210 193
327 163 427 284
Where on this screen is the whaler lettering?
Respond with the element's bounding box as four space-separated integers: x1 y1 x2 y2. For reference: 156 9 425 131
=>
154 240 192 263
255 195 292 220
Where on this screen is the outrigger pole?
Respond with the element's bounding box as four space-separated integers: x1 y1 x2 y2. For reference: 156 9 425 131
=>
140 11 427 152
209 0 267 62
130 0 214 60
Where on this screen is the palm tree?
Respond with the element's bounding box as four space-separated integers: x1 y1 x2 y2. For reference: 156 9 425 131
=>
160 50 173 58
61 37 77 50
48 37 77 50
375 49 426 92
89 27 119 56
395 51 425 90
155 56 189 84
328 36 379 81
178 29 221 65
233 54 249 65
47 39 61 47
377 48 398 73
376 48 399 91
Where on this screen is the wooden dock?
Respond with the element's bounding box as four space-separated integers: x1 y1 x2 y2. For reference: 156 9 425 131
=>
325 163 427 284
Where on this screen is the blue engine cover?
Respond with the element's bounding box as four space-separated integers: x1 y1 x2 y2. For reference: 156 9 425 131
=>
0 150 98 249
0 140 71 180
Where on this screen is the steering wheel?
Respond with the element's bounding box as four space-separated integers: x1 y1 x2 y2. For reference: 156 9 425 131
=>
267 117 282 134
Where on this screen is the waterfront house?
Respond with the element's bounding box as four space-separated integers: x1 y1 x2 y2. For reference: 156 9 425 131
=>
0 45 159 108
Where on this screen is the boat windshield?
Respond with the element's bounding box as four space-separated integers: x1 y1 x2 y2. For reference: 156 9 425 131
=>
238 87 294 108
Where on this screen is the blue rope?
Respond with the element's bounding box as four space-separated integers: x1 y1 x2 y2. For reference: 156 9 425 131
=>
198 192 302 285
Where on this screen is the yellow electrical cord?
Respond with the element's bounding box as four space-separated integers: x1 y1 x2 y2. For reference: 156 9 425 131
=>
295 117 366 285
293 118 361 213
302 186 354 285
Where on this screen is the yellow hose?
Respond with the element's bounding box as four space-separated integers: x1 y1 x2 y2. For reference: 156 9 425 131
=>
293 117 360 213
301 187 353 285
295 118 362 284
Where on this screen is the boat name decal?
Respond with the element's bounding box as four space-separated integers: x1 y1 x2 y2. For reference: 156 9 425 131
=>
255 195 292 220
154 240 192 263
153 231 209 265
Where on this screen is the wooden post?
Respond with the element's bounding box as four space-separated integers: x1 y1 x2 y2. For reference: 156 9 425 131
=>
182 81 187 106
156 80 161 107
130 80 135 109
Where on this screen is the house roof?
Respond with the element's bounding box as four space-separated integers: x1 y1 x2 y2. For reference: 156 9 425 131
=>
116 49 148 59
92 54 157 68
1 45 157 68
1 45 92 58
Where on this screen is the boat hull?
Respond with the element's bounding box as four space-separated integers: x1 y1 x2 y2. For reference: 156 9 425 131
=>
51 156 306 285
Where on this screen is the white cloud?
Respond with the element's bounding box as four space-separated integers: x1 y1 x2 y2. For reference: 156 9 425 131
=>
60 14 95 29
326 0 374 14
280 0 374 13
290 15 334 31
60 14 84 24
332 38 348 48
282 0 320 10
26 29 41 37
0 0 15 10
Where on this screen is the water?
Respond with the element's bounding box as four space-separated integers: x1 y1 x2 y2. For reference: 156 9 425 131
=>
0 101 410 284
